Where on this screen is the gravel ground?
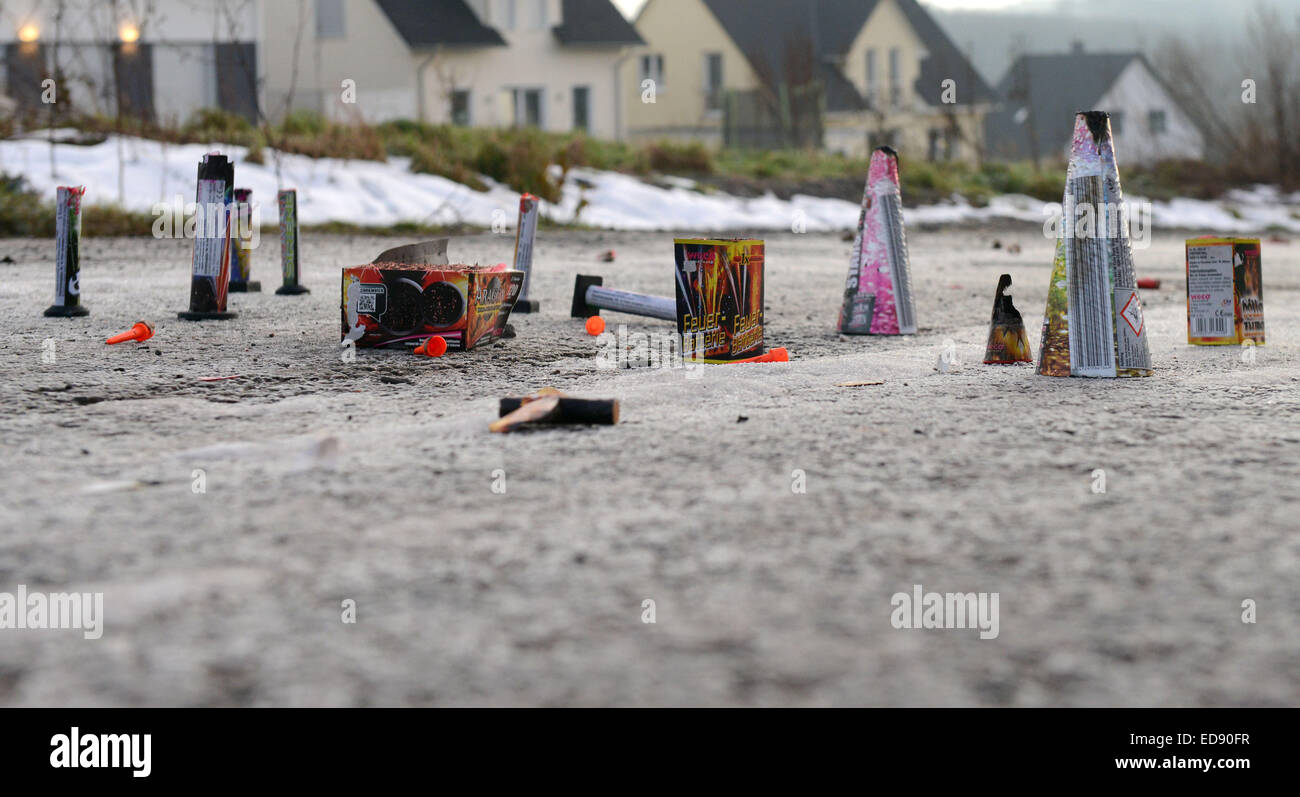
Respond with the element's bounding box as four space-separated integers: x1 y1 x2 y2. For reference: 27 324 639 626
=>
1 225 1297 707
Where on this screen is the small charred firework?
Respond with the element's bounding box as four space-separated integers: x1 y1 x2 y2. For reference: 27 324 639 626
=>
983 274 1033 364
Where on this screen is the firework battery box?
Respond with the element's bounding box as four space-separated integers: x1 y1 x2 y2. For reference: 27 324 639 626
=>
341 258 524 351
1186 237 1264 345
674 238 765 362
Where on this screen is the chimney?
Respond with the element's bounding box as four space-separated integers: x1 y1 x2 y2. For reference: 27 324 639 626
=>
1071 40 1085 55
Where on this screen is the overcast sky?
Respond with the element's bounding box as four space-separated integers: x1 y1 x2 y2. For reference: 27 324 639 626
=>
610 0 1292 83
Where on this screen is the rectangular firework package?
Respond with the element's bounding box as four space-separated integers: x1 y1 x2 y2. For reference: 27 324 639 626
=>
341 258 524 351
674 238 765 362
1185 237 1264 345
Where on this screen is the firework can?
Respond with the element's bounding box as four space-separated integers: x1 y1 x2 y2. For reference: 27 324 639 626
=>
276 189 310 295
178 154 237 320
44 185 89 318
228 187 261 293
512 193 540 313
674 238 765 362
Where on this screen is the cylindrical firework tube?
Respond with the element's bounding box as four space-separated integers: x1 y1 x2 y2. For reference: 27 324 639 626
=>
44 185 89 317
571 274 676 322
228 187 260 293
512 193 540 313
275 189 310 295
178 154 237 320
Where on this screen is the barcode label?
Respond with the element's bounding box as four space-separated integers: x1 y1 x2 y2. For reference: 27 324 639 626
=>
193 180 227 278
1193 316 1230 335
879 192 917 334
1066 175 1116 376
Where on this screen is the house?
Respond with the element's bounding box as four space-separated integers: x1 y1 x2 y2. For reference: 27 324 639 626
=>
0 0 259 125
985 45 1206 165
2 0 643 138
622 0 995 161
264 0 644 137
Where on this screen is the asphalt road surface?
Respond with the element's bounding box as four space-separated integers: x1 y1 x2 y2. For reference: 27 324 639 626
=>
1 225 1296 706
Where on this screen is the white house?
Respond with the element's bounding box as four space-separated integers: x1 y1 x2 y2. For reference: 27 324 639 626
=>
986 46 1206 165
1 0 644 138
0 0 259 125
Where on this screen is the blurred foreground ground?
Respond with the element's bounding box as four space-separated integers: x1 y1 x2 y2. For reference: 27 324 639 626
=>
0 226 1297 706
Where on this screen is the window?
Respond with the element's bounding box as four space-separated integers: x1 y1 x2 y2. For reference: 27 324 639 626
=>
573 86 590 132
1148 109 1167 135
316 0 346 39
704 52 723 110
1110 111 1124 135
865 48 877 108
640 54 665 89
888 47 901 109
451 90 471 126
512 88 544 127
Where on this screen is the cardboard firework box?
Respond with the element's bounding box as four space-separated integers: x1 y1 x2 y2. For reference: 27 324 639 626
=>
674 238 764 362
341 257 524 351
1186 237 1264 345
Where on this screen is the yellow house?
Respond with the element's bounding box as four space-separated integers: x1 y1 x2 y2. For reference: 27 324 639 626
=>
623 0 994 162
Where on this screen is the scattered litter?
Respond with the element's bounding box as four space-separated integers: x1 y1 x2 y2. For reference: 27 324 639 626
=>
737 415 749 423
106 321 154 345
198 375 242 382
572 274 676 321
413 336 448 357
80 479 163 495
599 249 616 262
585 316 606 336
1137 277 1161 290
491 388 619 433
44 185 89 318
836 381 884 387
983 275 1032 364
838 147 917 336
716 347 788 365
0 255 14 264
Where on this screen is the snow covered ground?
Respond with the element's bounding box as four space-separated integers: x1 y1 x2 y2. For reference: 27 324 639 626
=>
3 131 1299 234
